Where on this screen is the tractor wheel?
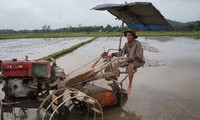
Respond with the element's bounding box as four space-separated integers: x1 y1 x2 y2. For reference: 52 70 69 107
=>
37 87 103 120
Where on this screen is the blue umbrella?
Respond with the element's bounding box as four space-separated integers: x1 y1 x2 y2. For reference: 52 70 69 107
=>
92 2 173 30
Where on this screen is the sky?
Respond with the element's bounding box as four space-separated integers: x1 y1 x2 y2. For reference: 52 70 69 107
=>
0 0 200 30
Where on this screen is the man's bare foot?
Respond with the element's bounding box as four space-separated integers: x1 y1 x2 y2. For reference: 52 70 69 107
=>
127 85 132 94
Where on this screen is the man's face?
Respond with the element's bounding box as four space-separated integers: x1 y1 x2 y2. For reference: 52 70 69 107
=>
126 32 134 42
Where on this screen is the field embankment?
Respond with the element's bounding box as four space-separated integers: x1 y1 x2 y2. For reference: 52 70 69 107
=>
38 37 98 61
0 31 200 39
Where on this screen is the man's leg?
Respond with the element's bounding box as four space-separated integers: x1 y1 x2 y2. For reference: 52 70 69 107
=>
127 63 134 94
112 61 119 79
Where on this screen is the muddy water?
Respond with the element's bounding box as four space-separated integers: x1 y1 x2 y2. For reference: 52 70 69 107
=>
0 36 200 120
0 37 91 60
57 37 200 120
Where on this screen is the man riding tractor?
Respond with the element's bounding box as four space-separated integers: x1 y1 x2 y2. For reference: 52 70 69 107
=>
108 29 145 94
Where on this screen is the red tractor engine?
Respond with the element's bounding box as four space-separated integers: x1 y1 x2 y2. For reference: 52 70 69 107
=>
1 58 65 98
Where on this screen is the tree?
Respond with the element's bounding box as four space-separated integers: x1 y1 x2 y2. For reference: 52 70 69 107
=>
42 25 47 30
47 25 50 30
105 24 112 32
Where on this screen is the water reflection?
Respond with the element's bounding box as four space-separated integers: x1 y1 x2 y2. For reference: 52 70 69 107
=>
192 36 200 40
103 106 142 120
144 36 174 42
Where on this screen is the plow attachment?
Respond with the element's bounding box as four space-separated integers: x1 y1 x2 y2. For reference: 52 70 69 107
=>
37 87 103 120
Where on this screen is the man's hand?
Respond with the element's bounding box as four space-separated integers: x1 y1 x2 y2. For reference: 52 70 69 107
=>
125 56 134 62
101 52 109 59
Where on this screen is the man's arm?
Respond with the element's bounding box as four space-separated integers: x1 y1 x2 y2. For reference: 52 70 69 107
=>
110 43 127 57
136 42 145 64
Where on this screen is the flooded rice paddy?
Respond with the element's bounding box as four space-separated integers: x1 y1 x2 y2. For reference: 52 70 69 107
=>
0 36 200 120
0 37 91 60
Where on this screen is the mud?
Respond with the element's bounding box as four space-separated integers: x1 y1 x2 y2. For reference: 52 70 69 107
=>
1 36 200 120
57 37 200 120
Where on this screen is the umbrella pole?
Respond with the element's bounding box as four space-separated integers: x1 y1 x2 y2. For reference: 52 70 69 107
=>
117 21 124 64
118 21 124 51
116 21 124 75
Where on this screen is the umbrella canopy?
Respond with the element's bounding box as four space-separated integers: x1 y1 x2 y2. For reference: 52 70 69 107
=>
92 2 173 30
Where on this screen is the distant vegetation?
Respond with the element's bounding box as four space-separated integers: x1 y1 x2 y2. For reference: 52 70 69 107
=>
0 20 200 39
0 31 200 40
0 24 123 34
167 20 200 31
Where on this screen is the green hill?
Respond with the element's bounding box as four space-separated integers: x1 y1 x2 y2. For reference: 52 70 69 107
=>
167 19 200 31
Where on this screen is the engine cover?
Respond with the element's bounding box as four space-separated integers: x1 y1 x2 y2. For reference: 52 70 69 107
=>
2 60 51 78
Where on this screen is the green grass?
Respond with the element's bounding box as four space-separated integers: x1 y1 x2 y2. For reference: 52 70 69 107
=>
38 37 98 61
0 31 200 39
0 32 119 39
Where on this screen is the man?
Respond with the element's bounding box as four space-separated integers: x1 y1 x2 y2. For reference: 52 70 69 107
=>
110 29 145 94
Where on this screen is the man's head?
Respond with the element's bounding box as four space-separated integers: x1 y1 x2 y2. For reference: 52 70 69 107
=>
124 29 138 42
